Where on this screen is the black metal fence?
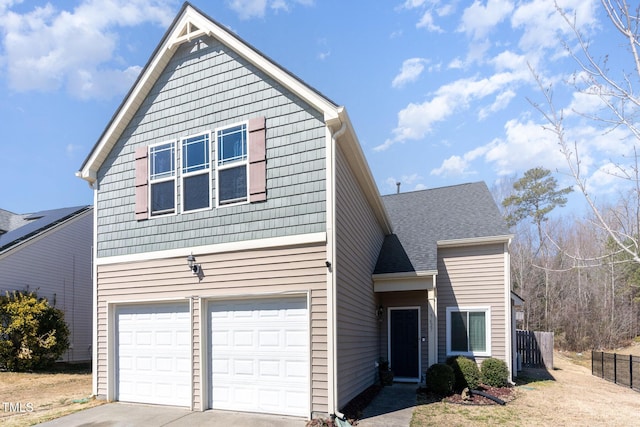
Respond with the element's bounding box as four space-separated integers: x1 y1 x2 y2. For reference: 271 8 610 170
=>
592 351 640 392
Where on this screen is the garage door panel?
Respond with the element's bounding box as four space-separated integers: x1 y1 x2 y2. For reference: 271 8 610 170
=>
116 303 191 407
209 297 309 416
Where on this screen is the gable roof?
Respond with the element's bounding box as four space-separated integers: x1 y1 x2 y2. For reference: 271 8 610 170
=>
374 182 512 274
0 206 92 254
77 1 341 185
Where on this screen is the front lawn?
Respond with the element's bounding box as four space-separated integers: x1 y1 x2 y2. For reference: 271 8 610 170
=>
0 364 103 427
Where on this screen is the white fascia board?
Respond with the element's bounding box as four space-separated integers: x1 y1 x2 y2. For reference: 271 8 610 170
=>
78 5 340 183
95 232 326 265
372 270 437 292
372 270 437 280
437 234 514 248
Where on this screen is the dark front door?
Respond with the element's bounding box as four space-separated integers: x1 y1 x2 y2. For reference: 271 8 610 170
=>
390 308 419 379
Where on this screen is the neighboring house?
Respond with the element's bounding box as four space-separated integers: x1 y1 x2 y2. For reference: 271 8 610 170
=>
75 2 514 420
0 206 93 363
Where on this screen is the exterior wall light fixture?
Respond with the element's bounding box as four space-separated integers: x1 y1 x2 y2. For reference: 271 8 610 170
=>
187 254 201 275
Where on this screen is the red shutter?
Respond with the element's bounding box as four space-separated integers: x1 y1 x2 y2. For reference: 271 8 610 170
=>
248 116 267 202
135 146 149 220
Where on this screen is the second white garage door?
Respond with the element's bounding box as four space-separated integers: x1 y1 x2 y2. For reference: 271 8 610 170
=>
209 296 309 416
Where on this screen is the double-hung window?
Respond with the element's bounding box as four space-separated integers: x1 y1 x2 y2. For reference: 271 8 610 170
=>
149 142 176 216
446 307 491 357
181 132 211 212
216 123 248 205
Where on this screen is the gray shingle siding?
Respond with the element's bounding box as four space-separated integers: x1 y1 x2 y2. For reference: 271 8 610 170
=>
96 36 326 258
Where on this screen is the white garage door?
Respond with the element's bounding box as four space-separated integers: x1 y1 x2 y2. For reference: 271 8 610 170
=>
116 303 191 407
209 297 309 416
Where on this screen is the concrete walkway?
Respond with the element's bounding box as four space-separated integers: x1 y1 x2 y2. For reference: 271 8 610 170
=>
356 383 417 427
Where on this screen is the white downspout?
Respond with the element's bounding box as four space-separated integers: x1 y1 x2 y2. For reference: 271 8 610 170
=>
327 118 347 420
91 181 99 397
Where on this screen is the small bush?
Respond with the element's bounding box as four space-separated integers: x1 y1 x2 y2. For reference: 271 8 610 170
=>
447 356 480 390
0 290 69 371
425 363 454 395
481 358 509 387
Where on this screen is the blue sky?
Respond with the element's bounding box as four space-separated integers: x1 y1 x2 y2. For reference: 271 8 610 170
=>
0 0 632 214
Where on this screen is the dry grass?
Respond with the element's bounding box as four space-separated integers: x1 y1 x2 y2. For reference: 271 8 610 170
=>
411 351 639 426
0 365 104 427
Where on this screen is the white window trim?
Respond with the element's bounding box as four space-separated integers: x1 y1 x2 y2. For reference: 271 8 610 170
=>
148 140 177 217
214 121 250 208
446 306 491 358
180 131 212 214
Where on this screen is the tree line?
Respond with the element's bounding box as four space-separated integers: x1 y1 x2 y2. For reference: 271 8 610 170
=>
501 1 640 351
498 167 640 351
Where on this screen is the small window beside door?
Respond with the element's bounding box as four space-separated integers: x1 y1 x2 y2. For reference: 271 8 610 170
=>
446 306 491 357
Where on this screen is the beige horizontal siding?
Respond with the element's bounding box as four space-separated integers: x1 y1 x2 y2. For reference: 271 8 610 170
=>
437 243 507 365
334 144 385 409
96 242 327 415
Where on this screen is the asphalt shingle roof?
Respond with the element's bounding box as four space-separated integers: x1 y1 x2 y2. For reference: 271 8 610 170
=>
0 206 91 253
374 182 511 274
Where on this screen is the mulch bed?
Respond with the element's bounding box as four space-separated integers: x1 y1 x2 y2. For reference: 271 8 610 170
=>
445 385 517 405
418 385 517 406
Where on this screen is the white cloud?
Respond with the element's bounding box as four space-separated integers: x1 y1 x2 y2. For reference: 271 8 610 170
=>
431 155 469 177
585 162 634 196
478 89 515 120
378 72 521 150
416 11 442 32
431 145 489 177
437 4 454 16
65 143 83 157
511 0 598 54
485 118 568 175
459 0 514 40
316 37 331 61
392 58 427 88
401 0 430 9
448 58 464 69
0 0 174 99
228 0 313 19
490 50 529 74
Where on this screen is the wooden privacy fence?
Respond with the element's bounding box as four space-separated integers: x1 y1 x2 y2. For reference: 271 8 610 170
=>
516 330 554 370
592 351 640 392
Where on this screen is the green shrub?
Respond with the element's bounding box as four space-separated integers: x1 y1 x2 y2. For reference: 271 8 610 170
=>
447 356 480 390
480 357 509 387
425 363 454 395
0 290 69 371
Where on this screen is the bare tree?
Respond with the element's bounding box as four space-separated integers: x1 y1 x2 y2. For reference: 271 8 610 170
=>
529 0 640 265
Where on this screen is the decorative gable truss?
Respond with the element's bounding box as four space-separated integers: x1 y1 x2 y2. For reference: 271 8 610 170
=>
134 117 266 220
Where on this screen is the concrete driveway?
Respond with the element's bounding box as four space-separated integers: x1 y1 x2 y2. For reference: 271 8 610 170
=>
36 403 307 427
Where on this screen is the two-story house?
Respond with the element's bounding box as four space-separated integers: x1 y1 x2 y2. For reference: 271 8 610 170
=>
76 2 514 420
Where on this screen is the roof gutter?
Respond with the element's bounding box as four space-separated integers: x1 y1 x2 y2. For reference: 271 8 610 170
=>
437 234 514 248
